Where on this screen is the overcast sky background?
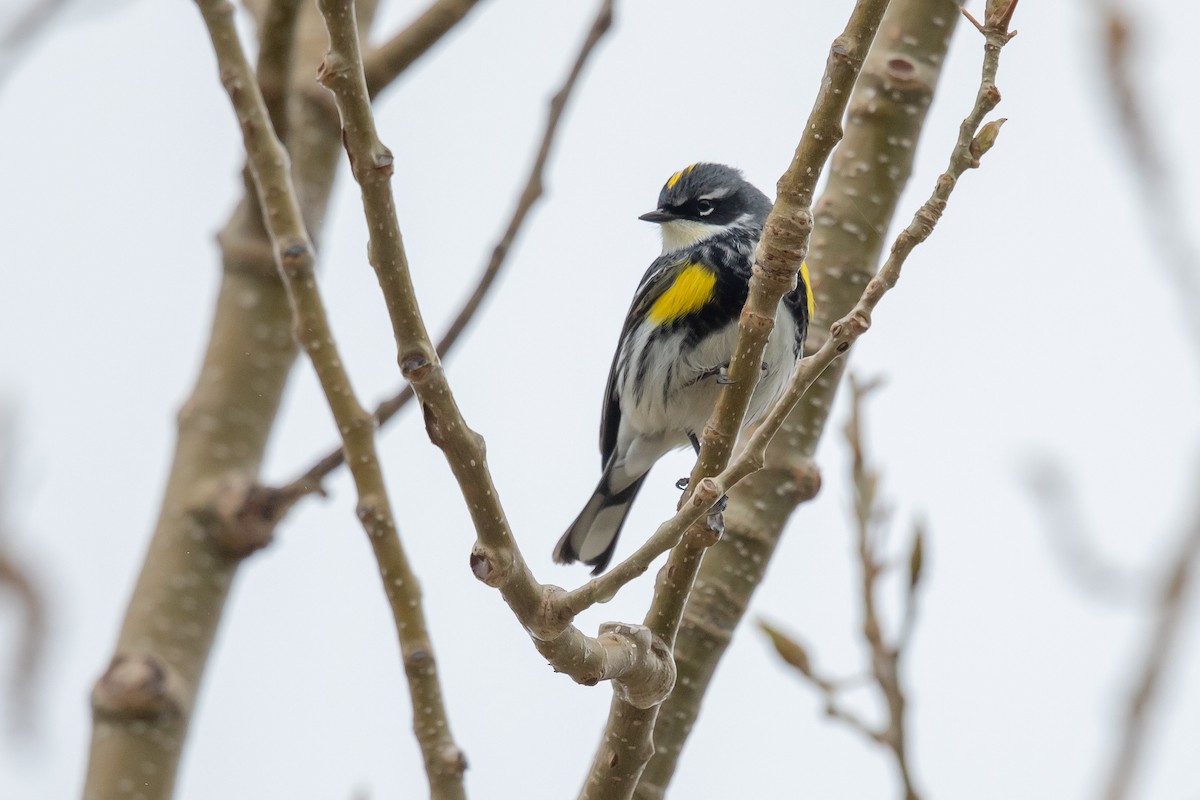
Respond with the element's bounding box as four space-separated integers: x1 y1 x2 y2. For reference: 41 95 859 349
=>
2 0 1199 798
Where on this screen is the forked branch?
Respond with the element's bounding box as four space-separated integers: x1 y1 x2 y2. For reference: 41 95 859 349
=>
193 1 466 795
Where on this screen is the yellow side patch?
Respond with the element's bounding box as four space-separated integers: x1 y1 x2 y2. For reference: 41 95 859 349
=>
666 163 696 189
648 263 716 325
799 261 815 317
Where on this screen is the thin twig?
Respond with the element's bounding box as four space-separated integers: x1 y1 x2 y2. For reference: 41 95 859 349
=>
363 0 484 98
0 414 46 734
193 2 468 796
1024 457 1151 604
762 377 926 800
1101 496 1200 800
1092 2 1200 355
1084 5 1200 798
846 376 922 800
0 0 69 85
273 0 611 503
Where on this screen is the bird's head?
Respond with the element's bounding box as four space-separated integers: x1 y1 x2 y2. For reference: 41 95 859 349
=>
639 163 772 253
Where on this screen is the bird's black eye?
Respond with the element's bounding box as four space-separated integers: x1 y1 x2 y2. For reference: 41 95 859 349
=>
696 199 715 216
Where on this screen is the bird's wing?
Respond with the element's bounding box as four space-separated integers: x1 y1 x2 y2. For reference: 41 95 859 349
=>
598 253 689 466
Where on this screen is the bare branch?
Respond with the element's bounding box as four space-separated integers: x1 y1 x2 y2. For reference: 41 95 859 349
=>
1023 457 1151 604
1081 6 1200 797
273 0 612 503
192 1 468 795
1101 495 1200 800
1092 3 1200 355
0 413 47 735
82 3 365 795
0 0 68 86
363 0 484 98
581 3 894 797
316 0 671 711
761 378 927 800
637 0 1010 791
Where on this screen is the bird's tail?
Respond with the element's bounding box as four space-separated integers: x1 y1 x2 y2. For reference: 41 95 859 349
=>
554 461 648 575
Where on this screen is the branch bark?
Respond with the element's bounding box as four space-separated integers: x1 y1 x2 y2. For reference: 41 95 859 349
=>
192 1 471 796
272 0 610 503
316 0 672 708
81 2 374 796
633 0 963 794
363 0 484 97
578 3 894 798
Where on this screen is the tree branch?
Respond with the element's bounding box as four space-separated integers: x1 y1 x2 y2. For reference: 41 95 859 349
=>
192 1 467 796
1083 7 1200 798
580 3 894 798
81 2 369 796
762 377 927 800
634 0 995 792
271 0 612 503
363 0 484 97
1101 495 1200 800
316 0 670 710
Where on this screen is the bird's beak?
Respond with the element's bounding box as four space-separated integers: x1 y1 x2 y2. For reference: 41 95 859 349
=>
638 209 677 223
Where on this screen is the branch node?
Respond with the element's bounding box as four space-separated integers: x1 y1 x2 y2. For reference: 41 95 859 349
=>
278 240 312 279
601 623 678 709
91 653 185 722
469 543 510 588
203 474 284 558
399 351 433 382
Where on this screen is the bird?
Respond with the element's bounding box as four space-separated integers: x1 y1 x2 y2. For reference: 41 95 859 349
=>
553 162 813 574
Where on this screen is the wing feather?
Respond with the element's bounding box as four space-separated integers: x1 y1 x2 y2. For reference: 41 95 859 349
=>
598 253 690 465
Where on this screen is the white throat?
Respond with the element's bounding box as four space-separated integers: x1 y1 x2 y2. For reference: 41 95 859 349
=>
658 219 728 254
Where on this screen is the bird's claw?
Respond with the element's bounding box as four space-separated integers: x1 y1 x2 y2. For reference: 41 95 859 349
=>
675 476 690 491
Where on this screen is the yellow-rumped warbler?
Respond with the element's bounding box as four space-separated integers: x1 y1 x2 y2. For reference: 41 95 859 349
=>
554 163 813 574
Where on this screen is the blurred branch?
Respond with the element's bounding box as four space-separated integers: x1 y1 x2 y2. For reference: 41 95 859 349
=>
271 0 612 504
761 376 927 800
1101 491 1200 800
1091 3 1200 355
0 0 68 85
1045 6 1200 798
1024 457 1150 604
0 553 44 734
0 414 47 736
363 0 483 97
255 0 302 140
82 2 367 795
195 1 470 796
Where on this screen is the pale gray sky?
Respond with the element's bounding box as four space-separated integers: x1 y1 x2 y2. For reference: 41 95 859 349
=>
2 0 1199 798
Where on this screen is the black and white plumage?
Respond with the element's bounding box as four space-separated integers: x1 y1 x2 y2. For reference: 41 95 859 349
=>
554 163 812 574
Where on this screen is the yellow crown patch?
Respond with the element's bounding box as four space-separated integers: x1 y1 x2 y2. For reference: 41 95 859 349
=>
666 164 697 190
